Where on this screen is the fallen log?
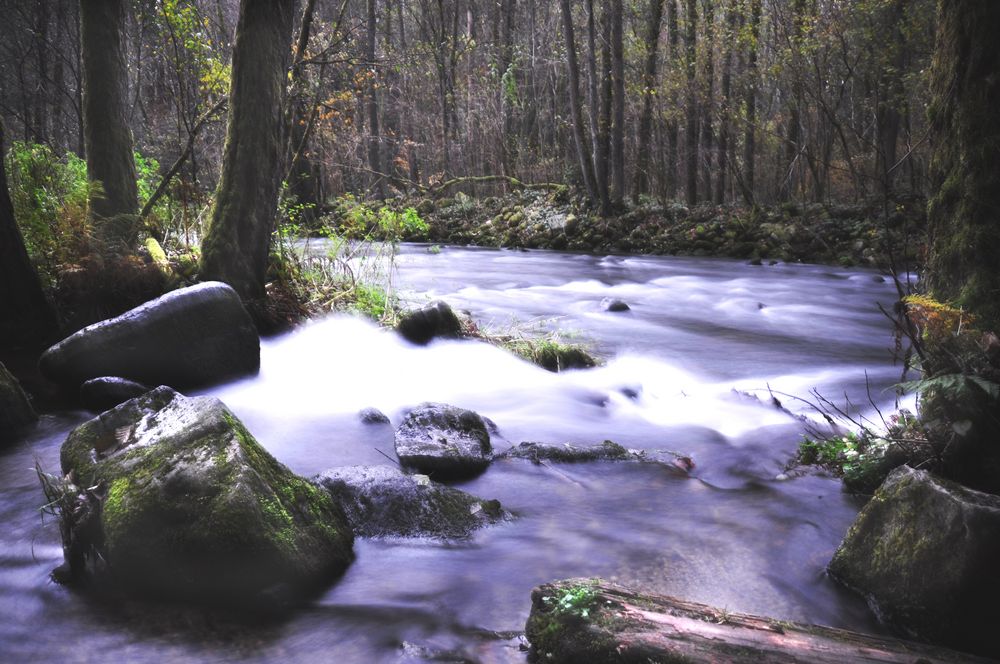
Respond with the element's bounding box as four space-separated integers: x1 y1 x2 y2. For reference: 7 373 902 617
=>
525 579 991 663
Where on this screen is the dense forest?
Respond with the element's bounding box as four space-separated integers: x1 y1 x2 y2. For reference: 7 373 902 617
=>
1 0 999 662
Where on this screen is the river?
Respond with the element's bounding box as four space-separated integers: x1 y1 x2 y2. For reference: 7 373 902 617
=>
0 245 903 662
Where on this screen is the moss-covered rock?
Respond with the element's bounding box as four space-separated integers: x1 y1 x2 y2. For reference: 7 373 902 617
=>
394 402 492 479
313 465 507 539
0 361 36 435
828 466 1000 658
58 386 353 606
499 440 633 463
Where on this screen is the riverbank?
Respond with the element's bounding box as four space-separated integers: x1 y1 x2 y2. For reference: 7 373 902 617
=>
390 190 925 269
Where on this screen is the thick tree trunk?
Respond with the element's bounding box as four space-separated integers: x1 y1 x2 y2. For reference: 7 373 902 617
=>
634 0 664 199
79 0 138 231
0 120 57 347
584 0 610 214
559 0 599 204
526 579 993 664
926 0 1000 331
200 0 295 301
665 0 679 199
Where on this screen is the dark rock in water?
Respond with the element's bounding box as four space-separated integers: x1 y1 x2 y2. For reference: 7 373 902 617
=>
39 282 259 390
79 377 149 412
526 578 990 664
313 465 507 539
534 346 597 373
396 300 463 345
0 362 36 434
748 257 763 266
499 440 632 463
620 386 641 400
394 402 492 479
358 407 390 425
57 386 353 606
600 298 630 312
828 466 1000 659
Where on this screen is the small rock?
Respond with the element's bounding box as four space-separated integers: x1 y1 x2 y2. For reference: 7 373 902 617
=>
396 301 463 345
394 403 492 478
748 257 763 266
358 407 390 425
79 377 149 412
313 465 507 538
499 440 632 463
601 298 630 312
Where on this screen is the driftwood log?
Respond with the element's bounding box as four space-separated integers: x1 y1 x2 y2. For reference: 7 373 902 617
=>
525 579 992 663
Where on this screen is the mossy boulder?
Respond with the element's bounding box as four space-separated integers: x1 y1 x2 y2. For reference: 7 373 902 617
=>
396 300 463 346
79 376 150 412
0 361 36 435
40 281 259 390
58 386 353 605
828 466 1000 658
313 465 507 539
394 403 492 479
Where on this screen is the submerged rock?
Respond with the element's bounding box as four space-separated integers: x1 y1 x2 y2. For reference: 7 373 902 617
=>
58 386 353 606
358 407 390 425
394 403 492 479
396 301 463 345
828 466 1000 658
314 465 507 539
40 282 259 390
499 440 633 463
526 578 990 663
79 377 150 412
0 362 36 434
600 298 630 312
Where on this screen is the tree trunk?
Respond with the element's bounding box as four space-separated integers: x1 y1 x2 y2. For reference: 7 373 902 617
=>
584 0 610 214
926 0 1000 331
79 0 138 232
610 0 625 205
684 0 698 205
715 0 736 204
699 0 714 201
0 120 57 347
634 0 665 199
366 0 385 199
742 0 762 206
559 0 599 205
665 0 679 199
200 0 295 301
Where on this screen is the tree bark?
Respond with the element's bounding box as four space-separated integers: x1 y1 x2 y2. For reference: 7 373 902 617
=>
0 119 57 347
926 0 1000 331
665 0 679 199
742 0 762 206
634 0 664 199
559 0 599 205
79 0 138 229
715 0 737 204
366 0 385 199
610 0 625 205
684 0 698 205
699 0 715 200
200 0 295 301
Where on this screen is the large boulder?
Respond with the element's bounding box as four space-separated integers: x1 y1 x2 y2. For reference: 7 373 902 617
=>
79 377 149 412
313 465 507 539
396 300 463 345
394 403 492 479
828 466 1000 658
40 282 259 390
0 362 36 434
57 386 353 605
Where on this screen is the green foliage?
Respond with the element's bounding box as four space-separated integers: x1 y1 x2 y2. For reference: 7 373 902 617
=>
542 581 600 619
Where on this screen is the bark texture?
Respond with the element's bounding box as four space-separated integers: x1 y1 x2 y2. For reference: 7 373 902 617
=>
926 0 1000 331
0 120 57 347
200 0 295 301
80 0 138 229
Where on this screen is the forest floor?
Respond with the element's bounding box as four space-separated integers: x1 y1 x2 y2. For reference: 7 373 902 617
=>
394 189 926 270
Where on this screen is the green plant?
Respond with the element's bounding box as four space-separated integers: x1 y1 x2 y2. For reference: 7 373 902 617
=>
543 581 600 619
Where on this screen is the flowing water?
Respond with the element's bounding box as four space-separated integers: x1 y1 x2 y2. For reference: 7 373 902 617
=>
0 246 904 662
